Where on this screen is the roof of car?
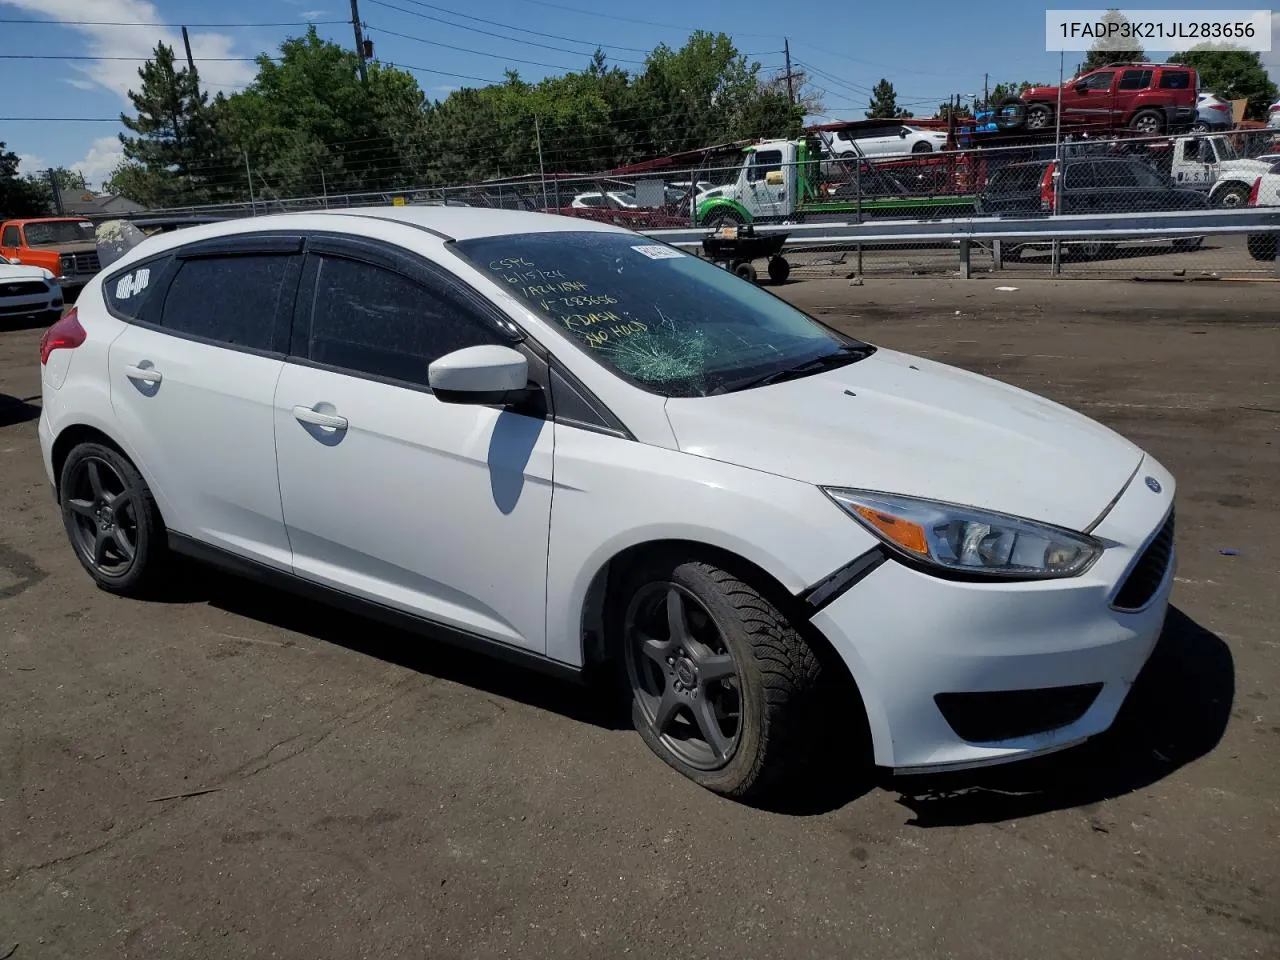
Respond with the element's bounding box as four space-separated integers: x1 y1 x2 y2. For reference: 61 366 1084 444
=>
321 205 630 240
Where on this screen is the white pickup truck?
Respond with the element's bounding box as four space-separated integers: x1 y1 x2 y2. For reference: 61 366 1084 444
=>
1165 133 1276 207
1246 171 1280 261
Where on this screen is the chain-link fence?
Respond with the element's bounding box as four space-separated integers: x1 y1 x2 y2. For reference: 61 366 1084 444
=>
129 127 1280 280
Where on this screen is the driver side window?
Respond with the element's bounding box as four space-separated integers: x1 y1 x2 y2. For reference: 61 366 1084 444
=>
1 226 21 248
747 150 783 182
1080 71 1115 91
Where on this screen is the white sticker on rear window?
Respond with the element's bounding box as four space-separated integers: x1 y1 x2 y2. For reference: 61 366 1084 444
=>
114 267 151 301
631 244 684 260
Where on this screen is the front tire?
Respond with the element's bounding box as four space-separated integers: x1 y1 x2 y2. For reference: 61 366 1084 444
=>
59 442 167 596
1214 183 1250 208
911 141 932 154
1247 234 1277 261
703 208 744 229
618 558 823 802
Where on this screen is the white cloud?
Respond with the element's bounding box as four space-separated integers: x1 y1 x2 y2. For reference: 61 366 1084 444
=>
16 153 46 176
62 77 96 90
0 0 256 101
71 135 125 189
300 9 327 18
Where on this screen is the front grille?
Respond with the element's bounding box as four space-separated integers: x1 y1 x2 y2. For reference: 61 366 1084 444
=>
1113 509 1175 611
935 684 1104 743
71 251 100 274
0 301 48 316
0 281 46 297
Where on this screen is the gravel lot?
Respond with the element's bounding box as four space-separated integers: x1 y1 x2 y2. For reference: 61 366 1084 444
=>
1 278 1277 959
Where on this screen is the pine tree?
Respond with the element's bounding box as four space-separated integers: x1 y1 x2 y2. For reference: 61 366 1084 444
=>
866 79 913 119
118 43 227 206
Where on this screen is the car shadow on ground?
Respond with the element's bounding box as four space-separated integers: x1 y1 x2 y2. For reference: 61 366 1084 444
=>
0 393 41 428
179 565 631 732
885 606 1234 827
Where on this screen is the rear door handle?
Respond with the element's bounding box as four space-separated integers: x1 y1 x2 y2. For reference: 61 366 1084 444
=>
124 364 162 384
293 405 348 430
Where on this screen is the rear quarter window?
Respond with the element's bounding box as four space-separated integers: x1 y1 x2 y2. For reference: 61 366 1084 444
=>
104 257 169 320
986 165 1049 193
1159 71 1191 90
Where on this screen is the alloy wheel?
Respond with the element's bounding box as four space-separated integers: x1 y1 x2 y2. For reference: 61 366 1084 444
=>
65 456 140 576
624 582 742 770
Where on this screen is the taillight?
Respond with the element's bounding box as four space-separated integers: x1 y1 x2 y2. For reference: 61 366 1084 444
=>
1210 103 1229 112
1040 162 1057 212
39 307 86 365
1247 177 1262 206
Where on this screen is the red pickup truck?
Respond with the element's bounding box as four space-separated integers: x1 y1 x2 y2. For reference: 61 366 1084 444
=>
0 217 103 292
1020 62 1199 136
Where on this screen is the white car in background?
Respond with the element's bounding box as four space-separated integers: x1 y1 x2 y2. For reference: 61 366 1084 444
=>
38 207 1176 803
1268 98 1280 129
827 123 950 157
1246 171 1280 261
571 190 638 209
1192 91 1232 132
1 254 63 326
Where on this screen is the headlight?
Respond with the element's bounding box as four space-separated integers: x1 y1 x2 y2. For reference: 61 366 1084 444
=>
823 488 1102 580
59 254 75 274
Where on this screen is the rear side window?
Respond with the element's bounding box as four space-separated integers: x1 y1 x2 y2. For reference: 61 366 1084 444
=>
1 226 19 247
1092 161 1139 188
1118 69 1153 91
159 254 295 351
105 257 168 320
1160 71 1191 89
1063 162 1099 189
303 255 504 388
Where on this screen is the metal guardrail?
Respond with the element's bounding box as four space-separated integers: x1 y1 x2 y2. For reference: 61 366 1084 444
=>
641 208 1280 249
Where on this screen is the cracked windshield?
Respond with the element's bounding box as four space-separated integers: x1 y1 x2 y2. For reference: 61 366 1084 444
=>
455 231 870 397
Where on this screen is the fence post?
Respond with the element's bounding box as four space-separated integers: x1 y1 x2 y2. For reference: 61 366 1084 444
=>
1051 239 1062 276
959 239 971 279
992 239 1003 270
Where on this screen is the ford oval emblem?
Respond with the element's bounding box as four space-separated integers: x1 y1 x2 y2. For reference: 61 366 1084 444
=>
1145 476 1162 494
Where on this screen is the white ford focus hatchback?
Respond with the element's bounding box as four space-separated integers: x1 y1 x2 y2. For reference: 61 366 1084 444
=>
38 208 1175 801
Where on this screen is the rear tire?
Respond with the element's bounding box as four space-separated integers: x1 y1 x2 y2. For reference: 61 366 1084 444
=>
1025 103 1053 130
767 256 790 284
59 442 167 597
616 557 826 803
1247 234 1277 261
1131 109 1165 136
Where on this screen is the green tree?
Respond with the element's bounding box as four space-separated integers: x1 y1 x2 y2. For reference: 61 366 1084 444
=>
982 81 1041 109
937 101 974 120
0 142 48 217
1171 48 1278 120
866 79 912 119
1081 9 1146 71
23 167 88 210
117 42 228 206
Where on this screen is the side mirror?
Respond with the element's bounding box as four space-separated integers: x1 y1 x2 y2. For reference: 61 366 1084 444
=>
428 345 535 407
899 128 909 138
765 170 785 185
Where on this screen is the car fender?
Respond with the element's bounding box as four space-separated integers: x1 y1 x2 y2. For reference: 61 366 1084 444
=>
696 196 753 225
543 424 879 667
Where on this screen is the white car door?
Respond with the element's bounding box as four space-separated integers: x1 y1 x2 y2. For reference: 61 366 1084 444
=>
272 236 553 652
743 148 786 219
855 125 899 157
107 238 301 569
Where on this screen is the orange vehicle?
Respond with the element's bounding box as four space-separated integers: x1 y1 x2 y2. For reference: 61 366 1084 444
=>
0 217 102 292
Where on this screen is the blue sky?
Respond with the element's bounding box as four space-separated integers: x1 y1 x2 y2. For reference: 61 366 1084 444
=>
3 0 1277 187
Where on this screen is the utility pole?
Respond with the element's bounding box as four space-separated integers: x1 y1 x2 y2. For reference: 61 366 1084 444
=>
983 72 989 109
783 38 796 106
181 26 197 75
350 0 368 84
47 168 64 215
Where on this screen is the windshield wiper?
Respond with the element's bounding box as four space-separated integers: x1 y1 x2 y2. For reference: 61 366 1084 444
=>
715 344 873 394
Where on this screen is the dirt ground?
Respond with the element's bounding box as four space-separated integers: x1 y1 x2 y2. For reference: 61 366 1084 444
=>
1 277 1277 959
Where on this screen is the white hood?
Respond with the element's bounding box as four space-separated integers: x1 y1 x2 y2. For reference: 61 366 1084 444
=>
0 262 55 282
1221 158 1273 176
664 348 1143 532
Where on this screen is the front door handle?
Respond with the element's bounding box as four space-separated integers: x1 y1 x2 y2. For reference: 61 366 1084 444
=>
293 405 348 430
124 364 162 384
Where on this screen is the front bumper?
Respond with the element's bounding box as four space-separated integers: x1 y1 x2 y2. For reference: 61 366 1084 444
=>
811 455 1176 772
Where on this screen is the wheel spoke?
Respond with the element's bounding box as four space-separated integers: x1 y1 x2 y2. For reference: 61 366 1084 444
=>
692 697 731 759
67 497 96 519
92 530 110 566
87 461 105 501
111 527 136 562
638 630 675 666
653 687 681 734
666 587 691 645
697 653 736 684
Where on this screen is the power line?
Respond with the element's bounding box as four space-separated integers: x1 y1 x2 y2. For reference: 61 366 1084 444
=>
0 54 270 62
377 0 651 53
383 60 502 84
0 116 124 121
369 24 584 71
0 18 348 27
366 0 646 64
